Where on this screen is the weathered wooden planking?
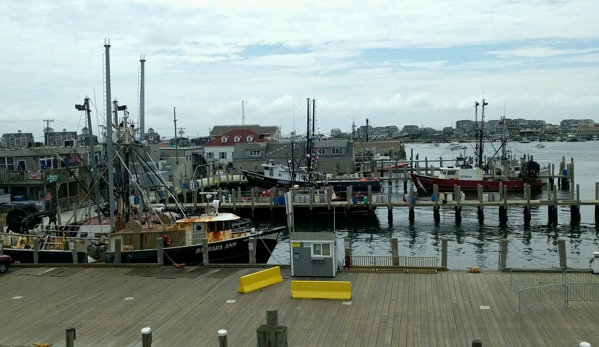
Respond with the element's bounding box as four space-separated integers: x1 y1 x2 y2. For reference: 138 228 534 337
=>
1 269 599 347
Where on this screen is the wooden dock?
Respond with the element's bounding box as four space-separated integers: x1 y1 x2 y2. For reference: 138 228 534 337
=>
1 266 597 347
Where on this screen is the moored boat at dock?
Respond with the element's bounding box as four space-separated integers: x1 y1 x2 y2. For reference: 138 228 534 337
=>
103 200 284 265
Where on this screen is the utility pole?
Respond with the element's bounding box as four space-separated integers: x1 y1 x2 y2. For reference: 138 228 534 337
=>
173 107 178 164
43 119 54 146
178 127 185 137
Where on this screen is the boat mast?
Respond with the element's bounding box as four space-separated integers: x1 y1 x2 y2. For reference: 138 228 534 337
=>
474 101 479 166
82 97 103 223
104 39 116 231
306 98 311 174
312 99 316 173
173 107 178 165
479 99 487 168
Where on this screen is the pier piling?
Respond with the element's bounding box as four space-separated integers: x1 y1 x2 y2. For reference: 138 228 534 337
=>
115 238 121 264
202 238 209 265
408 185 415 223
524 184 531 223
433 185 440 223
391 238 399 266
477 184 484 223
249 235 257 264
499 239 508 269
596 183 599 226
558 239 567 269
156 238 163 266
66 327 76 347
441 237 448 268
256 310 288 347
454 185 462 223
499 186 508 224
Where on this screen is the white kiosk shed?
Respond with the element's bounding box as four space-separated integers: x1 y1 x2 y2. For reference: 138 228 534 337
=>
290 232 338 277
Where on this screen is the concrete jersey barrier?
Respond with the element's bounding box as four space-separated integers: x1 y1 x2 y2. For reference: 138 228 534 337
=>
237 266 284 293
290 280 352 300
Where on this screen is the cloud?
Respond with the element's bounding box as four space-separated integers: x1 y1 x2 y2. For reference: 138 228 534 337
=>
1 0 599 137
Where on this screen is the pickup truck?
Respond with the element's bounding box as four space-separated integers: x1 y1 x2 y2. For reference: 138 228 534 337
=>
0 254 12 274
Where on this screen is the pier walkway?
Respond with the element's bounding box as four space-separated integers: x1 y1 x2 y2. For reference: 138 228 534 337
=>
1 266 597 346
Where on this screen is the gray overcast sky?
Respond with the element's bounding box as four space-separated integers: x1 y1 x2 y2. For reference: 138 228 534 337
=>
1 0 599 141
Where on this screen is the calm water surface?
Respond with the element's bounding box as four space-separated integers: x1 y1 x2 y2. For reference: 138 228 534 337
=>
266 141 599 270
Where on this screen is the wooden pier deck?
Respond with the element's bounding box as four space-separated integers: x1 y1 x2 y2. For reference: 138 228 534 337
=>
1 266 597 347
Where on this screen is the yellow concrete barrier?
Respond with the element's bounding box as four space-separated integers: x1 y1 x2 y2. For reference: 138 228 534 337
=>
290 280 351 300
237 266 284 293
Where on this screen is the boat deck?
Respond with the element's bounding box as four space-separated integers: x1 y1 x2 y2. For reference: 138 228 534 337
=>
0 266 597 347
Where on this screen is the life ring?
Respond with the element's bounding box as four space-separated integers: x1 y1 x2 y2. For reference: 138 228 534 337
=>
161 234 172 247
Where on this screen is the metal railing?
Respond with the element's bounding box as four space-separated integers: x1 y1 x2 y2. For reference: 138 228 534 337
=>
510 268 564 291
518 284 566 313
514 268 599 313
347 255 438 272
565 283 599 305
510 268 599 291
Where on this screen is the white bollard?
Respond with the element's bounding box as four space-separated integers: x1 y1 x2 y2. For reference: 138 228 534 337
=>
218 329 228 347
141 327 152 347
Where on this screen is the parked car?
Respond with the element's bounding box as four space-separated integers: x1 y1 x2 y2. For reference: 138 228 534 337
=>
0 254 12 274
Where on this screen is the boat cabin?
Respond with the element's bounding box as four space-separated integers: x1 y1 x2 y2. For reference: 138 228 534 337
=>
106 200 246 252
438 167 483 181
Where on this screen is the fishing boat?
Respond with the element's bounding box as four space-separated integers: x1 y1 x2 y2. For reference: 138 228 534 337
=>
242 159 382 199
447 142 465 150
566 134 578 142
535 143 545 148
410 100 543 193
103 199 284 265
410 160 543 192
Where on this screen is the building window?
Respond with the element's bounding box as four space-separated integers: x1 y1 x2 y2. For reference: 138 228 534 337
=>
234 136 240 143
332 148 344 154
16 160 26 171
221 136 228 143
247 135 254 142
40 156 53 170
206 152 214 159
0 157 14 170
249 150 261 157
219 152 227 159
317 148 326 155
311 243 332 257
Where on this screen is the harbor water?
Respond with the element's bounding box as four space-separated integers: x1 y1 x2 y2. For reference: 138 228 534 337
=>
267 140 599 270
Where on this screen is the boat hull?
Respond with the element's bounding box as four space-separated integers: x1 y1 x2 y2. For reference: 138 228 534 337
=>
105 227 284 265
242 169 315 188
410 173 543 192
328 179 382 199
